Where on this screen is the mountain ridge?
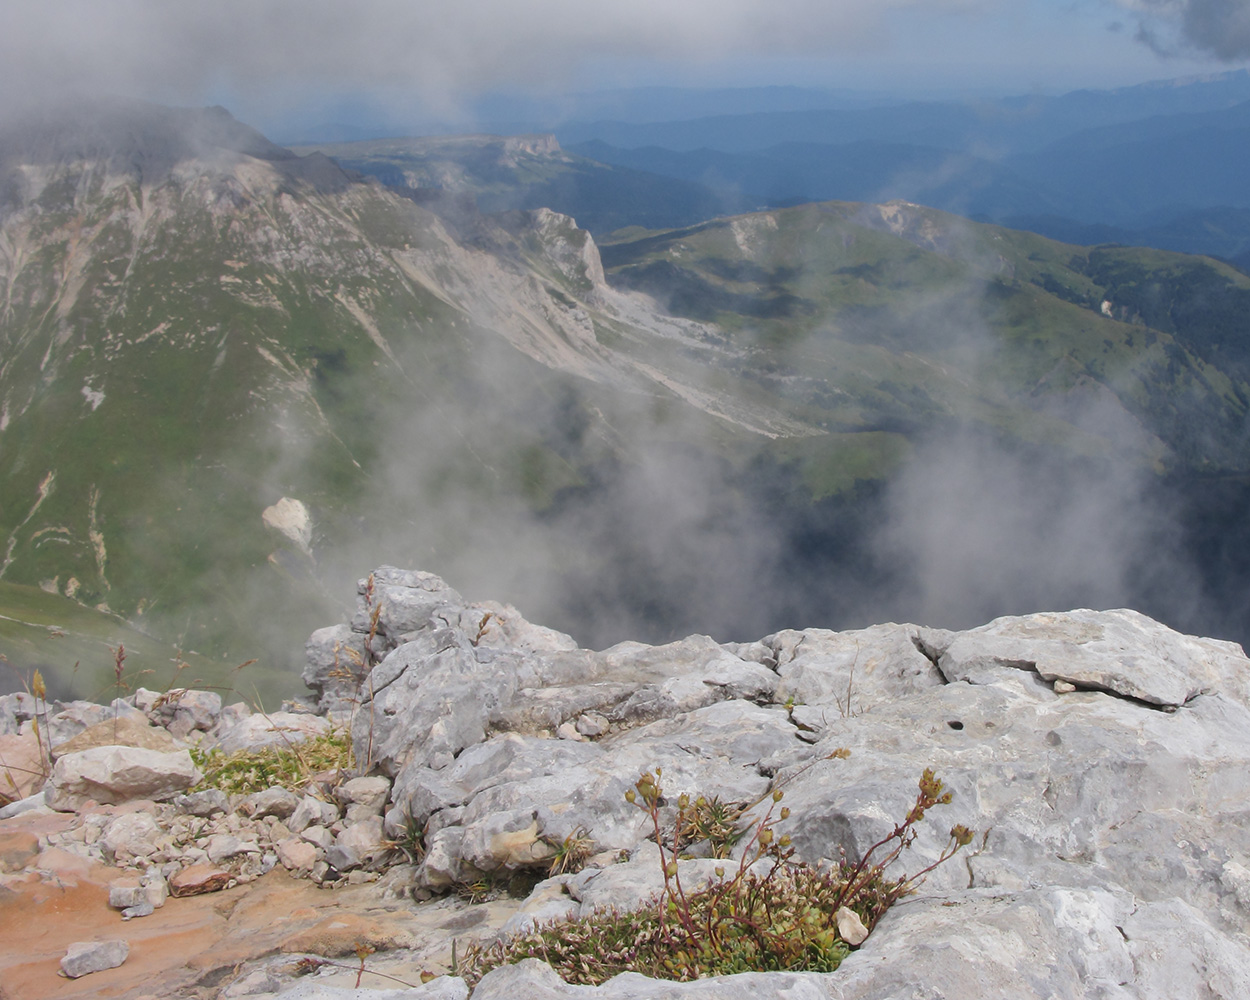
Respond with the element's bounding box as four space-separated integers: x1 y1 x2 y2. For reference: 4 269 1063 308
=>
5 101 1250 699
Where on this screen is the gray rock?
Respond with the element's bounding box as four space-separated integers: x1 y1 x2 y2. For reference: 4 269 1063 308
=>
249 976 468 999
300 825 335 852
149 688 223 737
575 713 609 737
303 623 370 712
352 566 466 648
45 747 200 810
120 902 155 920
176 788 230 817
931 608 1249 708
47 700 146 746
213 712 331 754
240 786 301 820
0 791 51 819
288 794 340 833
337 775 391 812
764 622 945 713
109 880 148 909
60 939 129 978
0 691 38 736
471 959 833 999
301 580 1250 1000
334 816 386 868
206 833 261 864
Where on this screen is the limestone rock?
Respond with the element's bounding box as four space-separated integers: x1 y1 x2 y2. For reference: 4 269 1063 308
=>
176 787 230 817
470 959 832 999
60 939 129 978
206 833 261 863
46 699 145 746
44 746 200 810
303 623 368 712
213 712 331 753
288 793 340 833
276 837 317 872
100 811 163 861
51 715 181 758
240 786 301 820
930 608 1249 707
148 688 223 738
836 905 869 945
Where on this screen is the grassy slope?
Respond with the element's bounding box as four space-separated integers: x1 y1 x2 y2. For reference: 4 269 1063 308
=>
6 140 1250 689
599 201 1250 490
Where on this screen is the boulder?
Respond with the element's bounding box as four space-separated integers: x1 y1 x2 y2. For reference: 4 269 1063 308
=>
44 746 200 811
59 939 129 978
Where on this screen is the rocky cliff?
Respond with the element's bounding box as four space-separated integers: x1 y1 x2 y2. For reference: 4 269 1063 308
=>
2 567 1249 998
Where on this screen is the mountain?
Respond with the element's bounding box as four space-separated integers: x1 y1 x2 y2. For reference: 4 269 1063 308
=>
554 73 1250 261
553 71 1250 154
5 100 1250 700
292 133 748 235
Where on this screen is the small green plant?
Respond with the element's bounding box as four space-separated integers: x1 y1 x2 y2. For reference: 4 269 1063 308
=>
189 729 354 795
463 763 973 986
383 815 428 865
546 826 595 876
674 795 746 858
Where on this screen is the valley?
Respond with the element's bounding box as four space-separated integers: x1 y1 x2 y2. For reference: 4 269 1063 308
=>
4 98 1250 702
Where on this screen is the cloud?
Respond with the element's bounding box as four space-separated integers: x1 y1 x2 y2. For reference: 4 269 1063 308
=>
1118 0 1250 60
0 0 983 116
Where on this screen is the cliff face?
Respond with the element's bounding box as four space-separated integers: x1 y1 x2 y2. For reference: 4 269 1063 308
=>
4 567 1249 998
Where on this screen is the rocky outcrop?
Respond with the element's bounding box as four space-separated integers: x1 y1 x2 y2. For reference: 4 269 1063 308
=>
4 565 1250 998
311 567 1250 998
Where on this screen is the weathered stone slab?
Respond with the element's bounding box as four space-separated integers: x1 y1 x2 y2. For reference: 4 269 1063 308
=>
44 746 200 811
932 608 1250 708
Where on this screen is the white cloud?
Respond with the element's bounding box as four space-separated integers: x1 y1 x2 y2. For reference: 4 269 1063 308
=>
0 0 987 114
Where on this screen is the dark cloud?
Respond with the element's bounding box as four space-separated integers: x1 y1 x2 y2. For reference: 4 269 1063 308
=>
1124 0 1250 61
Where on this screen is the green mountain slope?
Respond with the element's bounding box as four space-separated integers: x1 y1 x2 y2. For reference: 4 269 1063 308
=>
5 102 1250 697
601 201 1250 477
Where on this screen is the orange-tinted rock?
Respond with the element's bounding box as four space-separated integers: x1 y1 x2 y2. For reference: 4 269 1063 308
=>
0 732 49 800
0 829 40 872
279 911 416 957
169 865 233 897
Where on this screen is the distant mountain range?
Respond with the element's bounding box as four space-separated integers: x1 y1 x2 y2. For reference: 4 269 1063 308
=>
5 98 1250 701
534 71 1250 264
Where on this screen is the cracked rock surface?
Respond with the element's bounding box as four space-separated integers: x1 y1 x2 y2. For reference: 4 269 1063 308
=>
3 566 1250 998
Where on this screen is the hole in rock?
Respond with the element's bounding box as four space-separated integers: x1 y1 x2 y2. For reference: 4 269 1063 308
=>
946 720 964 731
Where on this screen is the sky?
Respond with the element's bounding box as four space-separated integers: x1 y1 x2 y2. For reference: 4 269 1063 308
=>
3 1 1250 136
